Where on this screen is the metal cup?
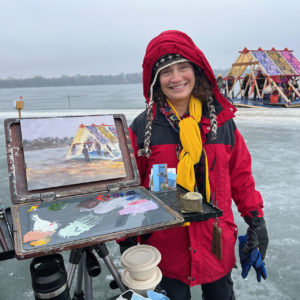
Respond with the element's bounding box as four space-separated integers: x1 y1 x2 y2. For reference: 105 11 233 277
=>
30 254 70 300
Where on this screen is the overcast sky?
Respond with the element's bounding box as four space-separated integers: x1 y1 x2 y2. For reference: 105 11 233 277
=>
1 0 300 79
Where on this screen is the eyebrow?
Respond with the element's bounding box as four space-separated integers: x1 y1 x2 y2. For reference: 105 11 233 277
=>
161 62 190 72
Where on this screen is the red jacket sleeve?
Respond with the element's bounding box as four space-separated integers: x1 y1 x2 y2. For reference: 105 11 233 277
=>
229 128 264 218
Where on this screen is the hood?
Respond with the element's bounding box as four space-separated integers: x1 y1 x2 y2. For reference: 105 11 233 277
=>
138 30 236 158
142 30 218 103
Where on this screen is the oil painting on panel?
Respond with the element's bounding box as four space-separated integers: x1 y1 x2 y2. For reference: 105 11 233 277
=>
21 115 126 190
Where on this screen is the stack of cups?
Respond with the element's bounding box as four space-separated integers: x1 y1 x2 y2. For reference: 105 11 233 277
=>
121 245 162 297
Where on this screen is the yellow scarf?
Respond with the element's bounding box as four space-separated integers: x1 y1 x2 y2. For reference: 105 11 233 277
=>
167 96 211 202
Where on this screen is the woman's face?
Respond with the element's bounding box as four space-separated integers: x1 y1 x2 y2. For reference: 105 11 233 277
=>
159 62 195 106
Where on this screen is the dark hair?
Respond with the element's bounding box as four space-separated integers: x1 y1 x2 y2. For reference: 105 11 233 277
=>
152 63 214 107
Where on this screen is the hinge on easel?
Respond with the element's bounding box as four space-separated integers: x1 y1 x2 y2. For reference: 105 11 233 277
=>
106 183 120 192
40 192 56 203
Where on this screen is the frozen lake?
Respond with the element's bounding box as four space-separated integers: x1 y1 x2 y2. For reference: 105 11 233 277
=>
0 85 299 299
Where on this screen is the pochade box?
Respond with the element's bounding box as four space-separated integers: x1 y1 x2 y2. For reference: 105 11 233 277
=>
4 114 185 259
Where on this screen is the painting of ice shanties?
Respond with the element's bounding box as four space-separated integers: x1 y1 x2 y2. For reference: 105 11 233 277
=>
21 115 126 190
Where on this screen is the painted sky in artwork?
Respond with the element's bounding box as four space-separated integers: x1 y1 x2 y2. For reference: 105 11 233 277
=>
21 115 114 140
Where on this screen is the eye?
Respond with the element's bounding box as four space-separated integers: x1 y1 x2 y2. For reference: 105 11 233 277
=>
178 63 190 71
160 69 171 76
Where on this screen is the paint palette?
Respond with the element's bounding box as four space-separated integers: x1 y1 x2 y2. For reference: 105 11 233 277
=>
4 115 184 259
17 187 181 256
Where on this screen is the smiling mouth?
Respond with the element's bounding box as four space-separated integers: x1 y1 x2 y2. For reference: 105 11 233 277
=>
170 83 187 90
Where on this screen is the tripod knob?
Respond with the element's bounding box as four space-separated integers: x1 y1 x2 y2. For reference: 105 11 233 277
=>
109 280 119 290
85 248 101 277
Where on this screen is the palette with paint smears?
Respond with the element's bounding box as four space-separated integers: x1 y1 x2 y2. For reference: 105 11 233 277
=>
4 115 184 259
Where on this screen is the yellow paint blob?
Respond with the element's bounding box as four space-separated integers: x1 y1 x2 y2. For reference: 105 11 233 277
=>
27 205 39 212
30 237 51 247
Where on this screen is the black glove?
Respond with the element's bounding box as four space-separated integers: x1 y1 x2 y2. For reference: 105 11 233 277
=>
118 236 138 255
243 215 269 260
118 233 152 255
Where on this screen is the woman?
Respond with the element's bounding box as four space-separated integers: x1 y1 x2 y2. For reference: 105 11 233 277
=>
121 30 268 300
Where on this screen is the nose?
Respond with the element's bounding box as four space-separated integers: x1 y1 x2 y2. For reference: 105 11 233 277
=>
170 69 182 82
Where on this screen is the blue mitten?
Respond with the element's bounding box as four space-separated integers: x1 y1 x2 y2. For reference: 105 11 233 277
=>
238 234 267 282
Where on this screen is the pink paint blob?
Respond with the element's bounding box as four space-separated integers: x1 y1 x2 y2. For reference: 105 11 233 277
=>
23 230 54 243
128 199 147 206
118 200 158 216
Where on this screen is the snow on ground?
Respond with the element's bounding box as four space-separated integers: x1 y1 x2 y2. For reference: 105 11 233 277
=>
234 107 300 124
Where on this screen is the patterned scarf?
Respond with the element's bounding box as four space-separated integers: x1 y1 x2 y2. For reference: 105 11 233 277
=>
165 96 211 202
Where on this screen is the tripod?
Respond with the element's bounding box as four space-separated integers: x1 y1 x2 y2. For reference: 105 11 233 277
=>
67 243 127 300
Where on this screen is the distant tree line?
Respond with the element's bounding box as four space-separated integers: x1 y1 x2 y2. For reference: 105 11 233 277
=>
0 69 228 89
23 137 73 150
0 73 143 89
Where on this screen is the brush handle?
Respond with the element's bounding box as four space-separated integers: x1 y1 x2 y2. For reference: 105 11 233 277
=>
211 221 217 255
216 227 222 260
0 227 9 252
3 209 14 246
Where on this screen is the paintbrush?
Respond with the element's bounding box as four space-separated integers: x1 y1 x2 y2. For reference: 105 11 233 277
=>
0 202 12 250
3 208 13 246
0 226 8 252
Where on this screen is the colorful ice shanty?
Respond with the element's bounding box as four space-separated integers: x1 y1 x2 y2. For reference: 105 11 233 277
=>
222 48 300 107
66 123 121 161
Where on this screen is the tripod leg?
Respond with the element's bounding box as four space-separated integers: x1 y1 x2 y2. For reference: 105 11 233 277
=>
67 263 78 288
95 243 127 293
83 252 93 300
72 258 85 300
103 255 126 293
67 248 83 288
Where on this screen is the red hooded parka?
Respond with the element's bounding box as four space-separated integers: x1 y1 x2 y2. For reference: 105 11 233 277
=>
129 30 264 285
